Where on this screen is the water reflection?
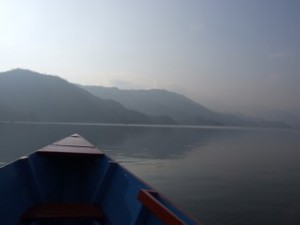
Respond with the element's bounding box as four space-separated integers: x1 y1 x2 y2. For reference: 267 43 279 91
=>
0 123 247 163
1 123 300 225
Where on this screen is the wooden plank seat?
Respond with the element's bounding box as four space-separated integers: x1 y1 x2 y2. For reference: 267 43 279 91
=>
21 203 105 223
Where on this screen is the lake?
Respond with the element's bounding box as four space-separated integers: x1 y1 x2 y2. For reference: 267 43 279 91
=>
1 123 300 225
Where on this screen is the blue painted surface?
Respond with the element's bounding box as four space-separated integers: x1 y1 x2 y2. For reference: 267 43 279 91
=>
0 137 199 225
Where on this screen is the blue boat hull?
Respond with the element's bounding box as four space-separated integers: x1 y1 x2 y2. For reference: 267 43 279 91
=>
0 134 200 225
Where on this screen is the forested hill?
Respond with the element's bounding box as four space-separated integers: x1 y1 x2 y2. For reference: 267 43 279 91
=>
0 69 172 124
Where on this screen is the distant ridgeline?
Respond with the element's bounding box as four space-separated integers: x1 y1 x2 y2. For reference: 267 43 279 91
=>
0 69 290 128
82 85 290 128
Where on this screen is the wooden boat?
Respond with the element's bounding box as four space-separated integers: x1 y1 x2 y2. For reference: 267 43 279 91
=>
0 134 200 225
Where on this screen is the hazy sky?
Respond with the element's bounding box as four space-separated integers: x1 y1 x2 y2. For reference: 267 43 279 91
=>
1 0 299 116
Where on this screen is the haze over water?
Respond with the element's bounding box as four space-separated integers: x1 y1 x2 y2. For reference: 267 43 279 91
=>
1 123 300 225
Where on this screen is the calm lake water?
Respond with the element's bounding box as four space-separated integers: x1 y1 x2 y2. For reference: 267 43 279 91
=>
1 123 300 225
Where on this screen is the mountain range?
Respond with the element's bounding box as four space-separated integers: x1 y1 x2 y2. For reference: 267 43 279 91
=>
82 85 290 128
0 69 173 124
0 69 291 128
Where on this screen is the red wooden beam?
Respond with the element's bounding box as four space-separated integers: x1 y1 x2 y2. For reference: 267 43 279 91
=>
138 189 186 225
37 134 103 156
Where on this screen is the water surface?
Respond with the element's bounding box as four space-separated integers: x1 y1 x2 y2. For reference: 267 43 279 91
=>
1 123 300 225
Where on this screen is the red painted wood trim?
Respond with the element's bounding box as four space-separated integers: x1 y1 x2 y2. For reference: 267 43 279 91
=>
37 145 103 156
53 134 95 147
37 134 103 155
138 189 186 225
